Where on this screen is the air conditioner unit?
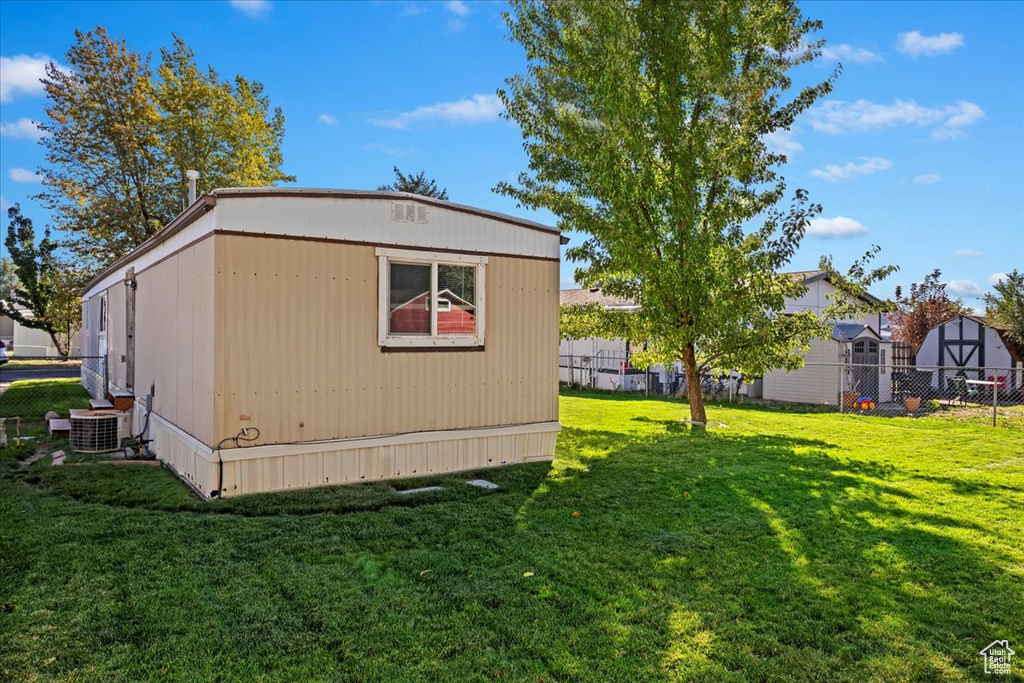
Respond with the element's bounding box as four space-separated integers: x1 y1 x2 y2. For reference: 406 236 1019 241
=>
70 410 132 453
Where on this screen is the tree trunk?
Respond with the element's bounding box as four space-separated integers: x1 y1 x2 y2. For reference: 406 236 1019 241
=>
48 331 68 358
680 343 707 425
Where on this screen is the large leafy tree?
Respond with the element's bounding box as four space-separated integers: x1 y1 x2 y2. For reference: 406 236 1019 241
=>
156 35 293 209
499 0 893 423
38 27 294 270
377 167 449 200
1 204 83 356
984 270 1024 347
39 27 166 266
889 269 969 352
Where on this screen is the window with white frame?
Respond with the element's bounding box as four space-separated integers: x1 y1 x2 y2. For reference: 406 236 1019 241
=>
377 248 486 348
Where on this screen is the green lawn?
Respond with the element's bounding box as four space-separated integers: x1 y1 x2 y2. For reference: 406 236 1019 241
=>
1 389 1022 681
0 378 91 423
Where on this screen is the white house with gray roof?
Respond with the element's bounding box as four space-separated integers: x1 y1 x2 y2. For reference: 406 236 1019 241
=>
560 270 892 404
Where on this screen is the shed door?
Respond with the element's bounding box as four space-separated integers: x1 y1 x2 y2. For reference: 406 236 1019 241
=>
852 339 879 399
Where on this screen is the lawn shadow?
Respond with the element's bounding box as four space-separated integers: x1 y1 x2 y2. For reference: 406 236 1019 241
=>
527 395 1023 679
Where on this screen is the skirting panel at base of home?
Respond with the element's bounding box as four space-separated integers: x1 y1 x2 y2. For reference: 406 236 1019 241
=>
145 412 560 499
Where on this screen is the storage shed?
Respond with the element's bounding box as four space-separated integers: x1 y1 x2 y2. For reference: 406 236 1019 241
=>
915 314 1023 391
79 188 563 498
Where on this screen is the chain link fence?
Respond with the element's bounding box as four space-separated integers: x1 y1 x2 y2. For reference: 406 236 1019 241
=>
1 357 102 437
560 353 1024 428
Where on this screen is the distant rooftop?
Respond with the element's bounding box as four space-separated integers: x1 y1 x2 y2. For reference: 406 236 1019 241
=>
559 288 637 309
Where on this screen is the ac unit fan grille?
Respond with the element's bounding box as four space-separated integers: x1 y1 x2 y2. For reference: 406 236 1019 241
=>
70 411 122 453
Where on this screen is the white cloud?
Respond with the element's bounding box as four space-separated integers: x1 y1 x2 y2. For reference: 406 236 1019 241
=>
0 195 9 212
764 128 803 156
400 2 422 17
807 99 984 140
8 167 42 183
932 101 985 140
913 173 942 185
946 279 984 297
806 216 869 239
820 43 882 64
989 272 1008 286
446 0 469 16
810 156 892 182
317 114 338 126
0 54 56 103
370 94 503 129
955 249 982 258
229 0 271 18
0 117 45 140
897 31 964 57
364 142 412 157
446 0 470 31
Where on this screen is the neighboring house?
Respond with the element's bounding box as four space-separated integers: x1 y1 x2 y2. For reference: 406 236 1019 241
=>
0 314 13 349
763 271 892 406
560 270 891 404
0 310 81 357
763 322 893 406
79 188 564 498
558 288 650 391
916 314 1023 392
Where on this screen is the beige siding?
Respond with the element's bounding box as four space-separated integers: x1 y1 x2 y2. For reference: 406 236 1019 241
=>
213 234 559 448
763 337 843 405
134 236 216 444
104 281 128 389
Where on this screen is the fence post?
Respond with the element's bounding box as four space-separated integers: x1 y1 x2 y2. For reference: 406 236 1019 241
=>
992 369 998 428
839 362 845 414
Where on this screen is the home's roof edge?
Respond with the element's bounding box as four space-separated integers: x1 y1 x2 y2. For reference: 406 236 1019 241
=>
210 187 561 236
80 195 217 297
80 189 564 298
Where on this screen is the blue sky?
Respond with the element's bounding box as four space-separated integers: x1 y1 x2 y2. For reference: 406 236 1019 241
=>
1 0 1021 308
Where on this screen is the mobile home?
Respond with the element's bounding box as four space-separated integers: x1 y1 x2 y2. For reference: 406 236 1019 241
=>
79 188 564 498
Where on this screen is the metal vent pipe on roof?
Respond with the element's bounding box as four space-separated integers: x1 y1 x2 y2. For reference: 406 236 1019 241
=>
186 170 200 205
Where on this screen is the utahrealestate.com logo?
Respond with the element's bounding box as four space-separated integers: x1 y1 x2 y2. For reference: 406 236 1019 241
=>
980 640 1015 675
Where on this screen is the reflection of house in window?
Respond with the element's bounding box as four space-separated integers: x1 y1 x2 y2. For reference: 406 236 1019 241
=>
389 289 476 336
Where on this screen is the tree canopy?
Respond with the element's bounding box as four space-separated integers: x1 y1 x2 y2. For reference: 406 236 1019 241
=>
984 270 1024 348
1 204 84 356
888 269 969 352
0 257 18 300
37 27 294 270
499 0 893 423
377 167 450 200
